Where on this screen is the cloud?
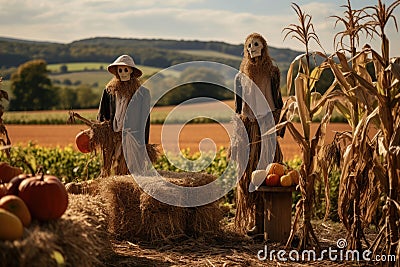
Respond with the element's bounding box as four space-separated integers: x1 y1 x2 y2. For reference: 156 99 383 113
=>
0 0 399 56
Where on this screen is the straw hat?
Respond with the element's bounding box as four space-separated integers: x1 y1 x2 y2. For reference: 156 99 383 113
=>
107 55 142 78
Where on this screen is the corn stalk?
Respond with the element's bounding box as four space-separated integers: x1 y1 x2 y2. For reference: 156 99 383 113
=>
327 0 400 262
278 3 334 250
324 0 380 252
366 1 400 262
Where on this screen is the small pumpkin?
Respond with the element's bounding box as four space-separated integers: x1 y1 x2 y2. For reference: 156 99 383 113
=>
75 130 92 153
0 195 31 227
266 163 285 177
0 162 23 183
0 183 8 198
265 173 280 187
6 174 31 196
280 174 293 187
288 170 300 185
251 170 267 187
0 208 24 241
18 173 68 221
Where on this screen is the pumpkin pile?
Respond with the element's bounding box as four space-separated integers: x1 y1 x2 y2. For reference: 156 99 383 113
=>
251 163 300 188
0 163 69 241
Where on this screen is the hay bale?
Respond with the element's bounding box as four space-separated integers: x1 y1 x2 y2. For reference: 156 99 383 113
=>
0 194 113 267
98 176 142 240
158 170 215 186
158 170 223 236
185 202 223 236
139 192 186 241
65 179 100 195
98 171 223 242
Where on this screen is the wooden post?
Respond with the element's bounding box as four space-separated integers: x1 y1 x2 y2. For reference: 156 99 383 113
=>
257 186 296 242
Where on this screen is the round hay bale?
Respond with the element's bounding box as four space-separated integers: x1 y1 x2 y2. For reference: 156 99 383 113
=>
0 194 113 267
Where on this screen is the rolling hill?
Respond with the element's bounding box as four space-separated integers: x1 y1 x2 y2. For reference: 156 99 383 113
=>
0 36 301 71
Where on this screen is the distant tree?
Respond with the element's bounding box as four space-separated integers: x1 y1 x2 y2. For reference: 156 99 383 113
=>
155 67 233 106
9 59 57 111
57 87 78 109
76 85 99 108
60 64 68 73
63 79 72 85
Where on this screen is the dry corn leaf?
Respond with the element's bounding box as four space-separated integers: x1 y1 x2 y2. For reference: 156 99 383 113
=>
295 75 311 140
328 58 351 92
336 52 352 72
287 53 307 96
310 80 340 116
309 66 324 91
387 58 400 80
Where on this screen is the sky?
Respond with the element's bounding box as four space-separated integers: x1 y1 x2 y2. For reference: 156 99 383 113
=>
0 0 399 55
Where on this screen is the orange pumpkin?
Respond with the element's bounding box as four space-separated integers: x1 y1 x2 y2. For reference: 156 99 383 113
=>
266 163 286 177
6 174 30 196
0 162 23 183
75 130 91 153
265 173 280 186
18 173 68 221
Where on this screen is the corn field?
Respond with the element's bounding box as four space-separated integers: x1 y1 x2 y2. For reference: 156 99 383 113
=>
276 0 400 265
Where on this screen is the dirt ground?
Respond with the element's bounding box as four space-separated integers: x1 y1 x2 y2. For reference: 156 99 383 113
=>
105 220 378 267
6 123 351 161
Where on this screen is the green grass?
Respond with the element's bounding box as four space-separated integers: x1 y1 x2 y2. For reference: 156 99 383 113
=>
47 62 163 76
3 108 230 125
3 109 98 124
3 105 347 125
47 62 109 73
177 50 242 60
47 64 174 91
50 71 113 87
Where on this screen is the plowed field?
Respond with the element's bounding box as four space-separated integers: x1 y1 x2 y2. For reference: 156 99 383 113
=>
7 123 351 160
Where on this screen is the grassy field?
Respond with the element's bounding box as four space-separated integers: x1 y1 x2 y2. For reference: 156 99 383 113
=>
2 98 346 125
47 62 108 72
2 101 235 125
47 62 163 76
177 50 242 60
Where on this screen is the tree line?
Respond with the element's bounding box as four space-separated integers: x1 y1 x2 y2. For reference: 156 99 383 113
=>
7 59 234 111
0 37 300 70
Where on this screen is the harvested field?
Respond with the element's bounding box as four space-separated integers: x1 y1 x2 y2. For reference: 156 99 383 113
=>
6 123 351 160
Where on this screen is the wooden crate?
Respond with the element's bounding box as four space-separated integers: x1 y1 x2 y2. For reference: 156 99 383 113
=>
256 186 296 242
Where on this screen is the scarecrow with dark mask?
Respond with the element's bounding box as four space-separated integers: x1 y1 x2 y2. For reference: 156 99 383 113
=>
233 33 285 236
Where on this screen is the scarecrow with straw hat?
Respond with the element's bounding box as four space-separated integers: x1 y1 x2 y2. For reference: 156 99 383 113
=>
72 54 157 178
96 54 157 176
98 54 149 140
233 33 285 236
